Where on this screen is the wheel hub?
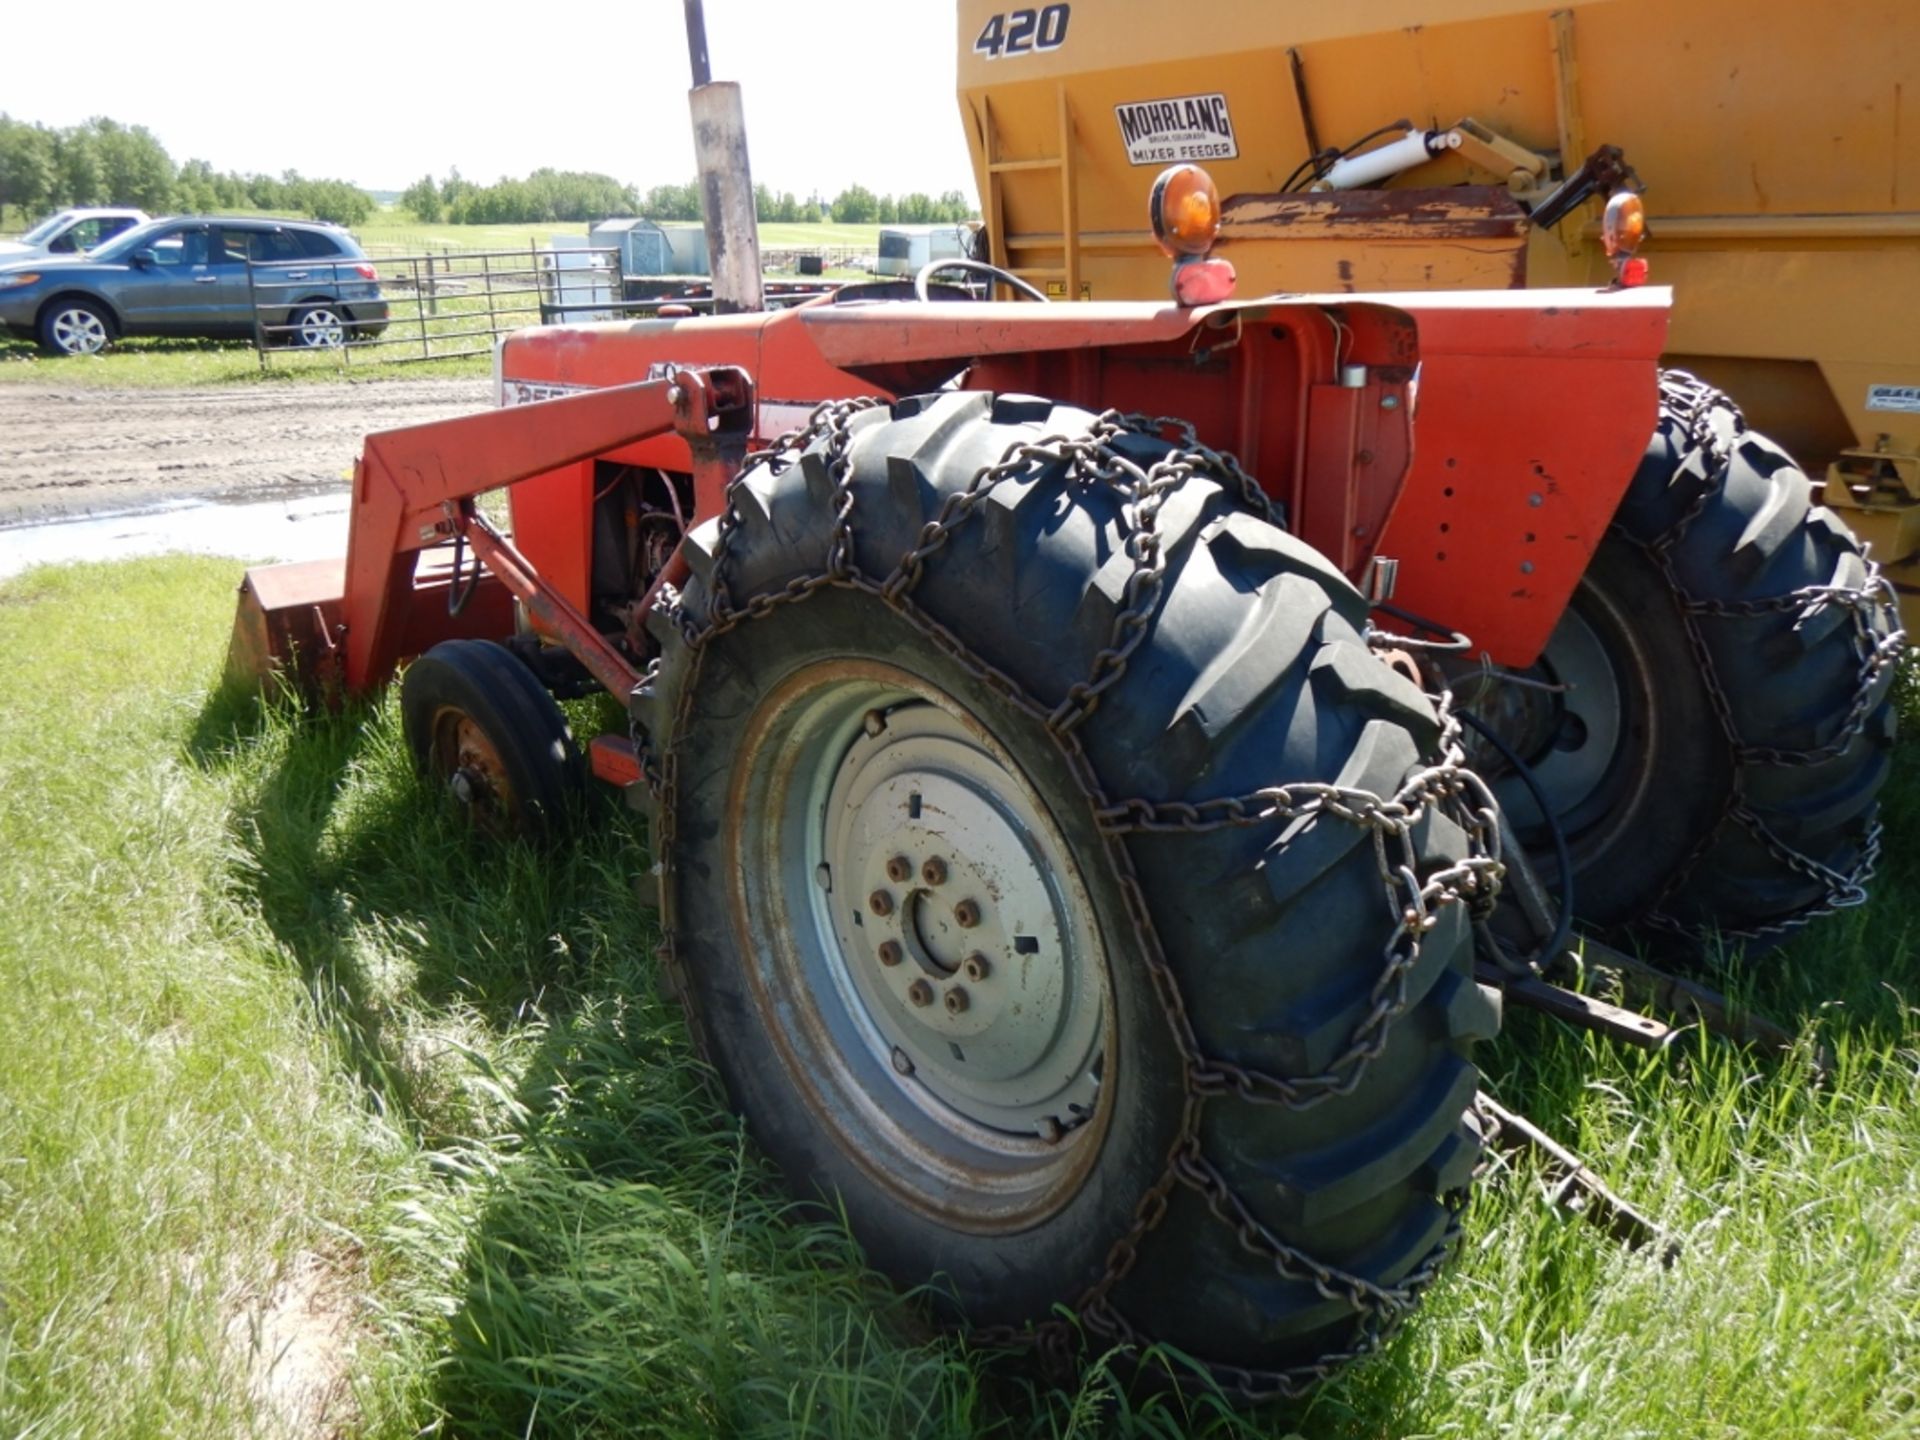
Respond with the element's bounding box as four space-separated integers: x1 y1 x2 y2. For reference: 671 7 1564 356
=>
300 310 345 347
52 308 107 355
726 661 1116 1230
1448 594 1633 843
823 709 1104 1138
433 709 515 827
449 767 482 805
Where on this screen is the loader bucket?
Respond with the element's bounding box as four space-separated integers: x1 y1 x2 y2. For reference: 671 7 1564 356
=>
226 552 513 703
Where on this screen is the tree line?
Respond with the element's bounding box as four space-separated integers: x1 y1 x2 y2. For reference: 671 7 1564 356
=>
646 180 977 226
0 111 980 234
400 169 638 225
0 114 376 226
403 173 979 227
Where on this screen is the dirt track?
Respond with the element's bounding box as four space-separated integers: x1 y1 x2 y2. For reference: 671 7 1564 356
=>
0 380 491 524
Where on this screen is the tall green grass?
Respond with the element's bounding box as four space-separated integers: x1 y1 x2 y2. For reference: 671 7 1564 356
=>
0 334 489 388
1 555 1916 1437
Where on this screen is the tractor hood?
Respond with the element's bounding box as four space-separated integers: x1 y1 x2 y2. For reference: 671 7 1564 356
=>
500 284 1666 404
795 286 1669 391
498 285 1670 666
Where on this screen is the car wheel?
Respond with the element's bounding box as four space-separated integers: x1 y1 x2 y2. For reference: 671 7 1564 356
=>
38 299 113 357
290 304 348 349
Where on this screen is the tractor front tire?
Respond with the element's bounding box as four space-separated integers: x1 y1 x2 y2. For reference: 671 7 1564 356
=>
401 639 584 837
647 393 1501 1390
1485 371 1901 945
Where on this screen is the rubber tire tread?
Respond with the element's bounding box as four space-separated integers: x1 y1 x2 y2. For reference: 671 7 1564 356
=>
655 391 1492 1377
400 638 584 836
1597 373 1898 937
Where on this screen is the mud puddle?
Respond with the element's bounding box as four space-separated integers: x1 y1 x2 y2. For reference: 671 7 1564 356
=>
0 486 349 580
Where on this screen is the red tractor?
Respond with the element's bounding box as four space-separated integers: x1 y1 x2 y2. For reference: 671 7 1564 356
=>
229 159 1899 1394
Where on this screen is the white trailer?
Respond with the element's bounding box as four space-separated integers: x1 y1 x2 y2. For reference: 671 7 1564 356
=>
873 223 973 278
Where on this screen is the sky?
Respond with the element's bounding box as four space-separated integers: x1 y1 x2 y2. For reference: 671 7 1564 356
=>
5 0 980 202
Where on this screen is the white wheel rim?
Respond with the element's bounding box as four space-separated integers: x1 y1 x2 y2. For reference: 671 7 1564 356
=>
723 659 1115 1232
299 310 345 347
53 309 107 355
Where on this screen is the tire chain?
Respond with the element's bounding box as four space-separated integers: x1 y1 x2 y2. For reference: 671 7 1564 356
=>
642 397 1503 1399
1628 370 1906 942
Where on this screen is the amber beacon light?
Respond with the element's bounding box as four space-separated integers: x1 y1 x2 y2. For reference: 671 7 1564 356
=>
1602 190 1650 287
1149 164 1223 257
1150 164 1236 305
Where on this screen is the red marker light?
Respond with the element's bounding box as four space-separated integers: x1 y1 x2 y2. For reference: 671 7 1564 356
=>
1618 256 1650 287
1173 258 1237 306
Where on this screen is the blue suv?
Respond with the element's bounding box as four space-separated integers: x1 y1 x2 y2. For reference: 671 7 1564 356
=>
0 216 389 356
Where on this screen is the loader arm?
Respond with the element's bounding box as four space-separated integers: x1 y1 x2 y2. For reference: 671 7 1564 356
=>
230 368 753 699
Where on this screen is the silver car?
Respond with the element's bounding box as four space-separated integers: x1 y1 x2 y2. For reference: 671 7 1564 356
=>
0 208 151 261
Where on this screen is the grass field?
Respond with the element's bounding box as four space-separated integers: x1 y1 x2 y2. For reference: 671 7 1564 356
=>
1 556 1916 1438
0 335 490 388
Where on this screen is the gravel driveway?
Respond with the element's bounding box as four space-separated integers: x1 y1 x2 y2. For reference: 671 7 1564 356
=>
0 380 491 525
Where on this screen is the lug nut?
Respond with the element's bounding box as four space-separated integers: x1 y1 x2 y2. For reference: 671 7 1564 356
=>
953 898 981 928
886 855 913 883
943 986 970 1014
877 940 903 967
963 952 991 982
921 856 948 886
907 979 934 1007
868 889 894 917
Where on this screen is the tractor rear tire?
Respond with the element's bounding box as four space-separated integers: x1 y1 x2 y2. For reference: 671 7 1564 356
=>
400 638 584 837
647 392 1500 1389
1489 371 1901 944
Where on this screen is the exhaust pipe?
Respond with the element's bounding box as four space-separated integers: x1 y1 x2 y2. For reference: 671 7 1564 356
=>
684 0 764 315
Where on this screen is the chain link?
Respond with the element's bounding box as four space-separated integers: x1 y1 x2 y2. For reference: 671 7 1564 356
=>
1690 575 1906 768
629 654 665 793
648 398 1499 1399
1631 371 1905 939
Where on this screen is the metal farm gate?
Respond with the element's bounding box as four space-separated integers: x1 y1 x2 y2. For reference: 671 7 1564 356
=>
246 246 636 366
